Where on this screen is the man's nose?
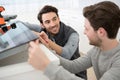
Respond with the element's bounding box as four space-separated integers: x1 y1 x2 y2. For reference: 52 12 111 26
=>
50 21 56 26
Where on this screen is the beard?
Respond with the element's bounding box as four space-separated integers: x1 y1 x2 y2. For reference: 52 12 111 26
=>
89 37 102 47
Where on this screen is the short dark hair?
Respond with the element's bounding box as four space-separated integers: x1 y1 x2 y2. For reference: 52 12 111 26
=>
37 5 58 23
83 1 120 39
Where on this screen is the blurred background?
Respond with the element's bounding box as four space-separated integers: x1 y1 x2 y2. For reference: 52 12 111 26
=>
1 0 120 53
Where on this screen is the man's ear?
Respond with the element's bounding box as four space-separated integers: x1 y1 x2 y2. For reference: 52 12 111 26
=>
97 27 106 37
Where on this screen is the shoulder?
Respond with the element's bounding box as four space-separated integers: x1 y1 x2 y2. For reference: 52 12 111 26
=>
70 32 79 37
87 46 100 56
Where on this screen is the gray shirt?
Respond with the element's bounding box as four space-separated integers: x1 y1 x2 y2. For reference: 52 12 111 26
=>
58 32 79 59
44 43 120 80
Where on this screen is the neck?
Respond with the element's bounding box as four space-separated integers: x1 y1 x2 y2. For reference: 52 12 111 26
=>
100 39 119 51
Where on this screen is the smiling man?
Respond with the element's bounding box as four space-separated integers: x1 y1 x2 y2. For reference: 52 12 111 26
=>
33 5 87 79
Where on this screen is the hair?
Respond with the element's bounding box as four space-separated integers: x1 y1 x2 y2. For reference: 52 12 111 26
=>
37 5 58 23
83 1 120 39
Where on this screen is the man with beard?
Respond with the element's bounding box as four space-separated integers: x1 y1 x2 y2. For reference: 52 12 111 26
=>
28 1 120 80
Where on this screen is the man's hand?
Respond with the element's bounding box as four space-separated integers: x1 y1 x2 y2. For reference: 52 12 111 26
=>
39 31 50 48
28 39 50 71
40 31 62 55
32 31 50 48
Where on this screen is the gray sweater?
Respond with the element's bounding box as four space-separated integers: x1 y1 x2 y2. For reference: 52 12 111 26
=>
44 43 120 80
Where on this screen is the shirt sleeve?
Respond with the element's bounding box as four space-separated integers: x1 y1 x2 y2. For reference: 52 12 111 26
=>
44 52 91 80
61 32 79 59
44 63 84 80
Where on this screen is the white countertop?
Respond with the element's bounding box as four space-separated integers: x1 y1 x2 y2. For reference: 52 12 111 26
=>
0 44 59 80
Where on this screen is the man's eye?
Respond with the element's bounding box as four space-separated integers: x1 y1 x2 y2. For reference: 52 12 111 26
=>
53 17 57 21
53 18 56 21
45 21 50 24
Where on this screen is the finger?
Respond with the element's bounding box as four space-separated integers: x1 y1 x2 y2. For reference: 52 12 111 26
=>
40 31 46 37
28 46 33 57
34 39 40 44
29 41 37 48
39 36 46 44
28 53 32 59
28 58 30 63
40 31 45 34
28 58 32 65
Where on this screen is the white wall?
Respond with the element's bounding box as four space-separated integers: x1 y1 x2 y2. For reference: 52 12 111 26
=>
1 0 120 53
